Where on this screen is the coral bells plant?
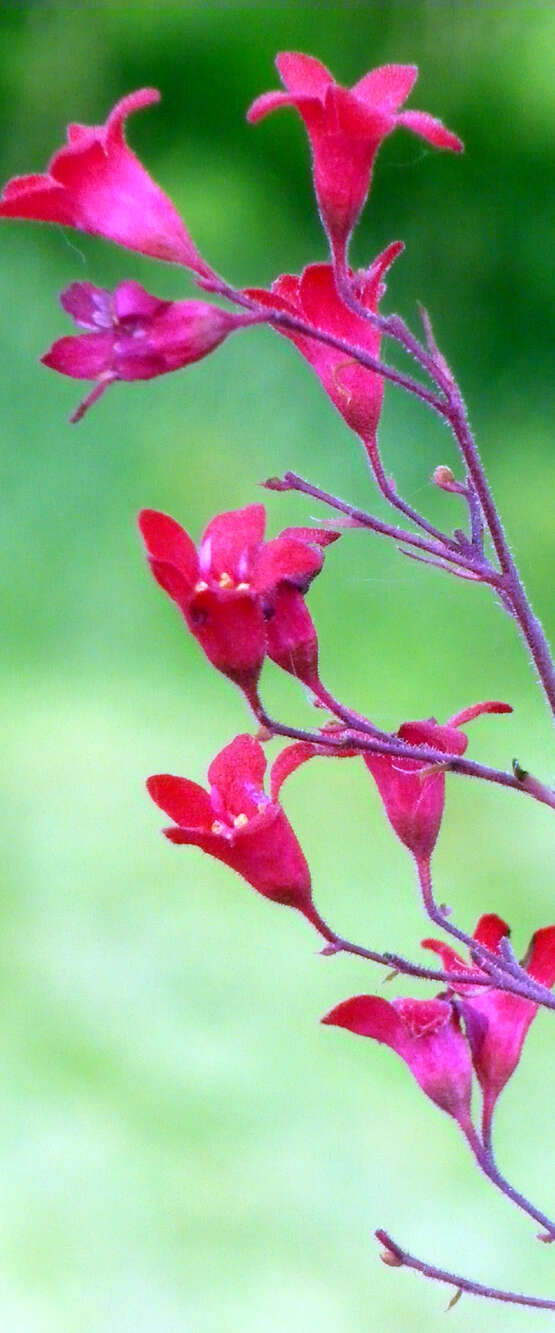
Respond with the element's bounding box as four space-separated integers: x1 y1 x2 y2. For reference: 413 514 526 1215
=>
4 52 555 1315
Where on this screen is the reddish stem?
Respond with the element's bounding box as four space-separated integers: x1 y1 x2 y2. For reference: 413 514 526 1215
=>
375 1229 555 1310
461 1120 555 1242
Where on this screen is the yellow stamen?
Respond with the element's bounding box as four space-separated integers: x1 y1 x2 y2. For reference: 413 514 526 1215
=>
194 579 208 593
211 820 225 835
233 813 249 829
236 581 250 592
218 571 234 589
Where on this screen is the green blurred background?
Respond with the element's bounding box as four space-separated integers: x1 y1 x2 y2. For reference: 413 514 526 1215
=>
1 3 554 1330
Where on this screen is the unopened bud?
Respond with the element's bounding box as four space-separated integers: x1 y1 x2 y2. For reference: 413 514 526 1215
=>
432 465 456 489
255 725 273 743
379 1247 403 1268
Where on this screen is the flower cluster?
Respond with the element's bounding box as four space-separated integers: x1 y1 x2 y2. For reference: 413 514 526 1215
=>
3 48 554 1311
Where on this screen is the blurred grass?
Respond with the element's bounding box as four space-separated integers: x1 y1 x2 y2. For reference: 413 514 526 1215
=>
0 3 554 1331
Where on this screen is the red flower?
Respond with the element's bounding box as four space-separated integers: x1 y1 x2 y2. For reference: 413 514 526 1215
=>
0 89 211 274
41 280 256 422
364 701 512 866
246 243 402 460
147 733 326 932
422 914 555 1132
270 701 511 866
138 504 338 708
323 993 473 1129
248 54 462 270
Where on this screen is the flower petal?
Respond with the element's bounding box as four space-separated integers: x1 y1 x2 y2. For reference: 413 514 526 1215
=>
396 109 463 154
199 504 266 582
323 994 408 1055
275 51 333 98
147 774 213 830
473 913 510 952
138 510 199 586
523 926 555 987
207 734 267 817
352 64 418 112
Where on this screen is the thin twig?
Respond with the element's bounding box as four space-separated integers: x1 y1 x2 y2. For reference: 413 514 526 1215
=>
375 1229 555 1311
265 471 498 582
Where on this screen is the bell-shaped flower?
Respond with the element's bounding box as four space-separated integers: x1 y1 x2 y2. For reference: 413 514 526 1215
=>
147 733 328 933
0 89 211 274
138 504 338 708
246 243 402 460
323 993 473 1129
248 54 462 270
41 280 257 421
364 701 512 867
422 914 555 1133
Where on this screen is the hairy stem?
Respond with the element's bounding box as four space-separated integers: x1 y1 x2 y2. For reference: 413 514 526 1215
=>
415 861 555 1013
266 471 498 581
462 1122 555 1242
375 1229 555 1310
255 707 555 815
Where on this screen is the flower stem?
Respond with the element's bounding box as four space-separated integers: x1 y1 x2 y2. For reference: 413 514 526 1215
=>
415 860 555 1007
265 471 496 581
462 1122 555 1241
255 706 555 815
375 1228 555 1310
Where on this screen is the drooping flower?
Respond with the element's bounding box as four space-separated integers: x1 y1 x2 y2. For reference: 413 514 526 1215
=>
0 89 211 274
269 701 512 867
41 280 257 422
147 733 329 934
138 504 338 708
246 243 402 461
248 54 462 270
422 914 555 1132
323 993 473 1129
364 701 512 866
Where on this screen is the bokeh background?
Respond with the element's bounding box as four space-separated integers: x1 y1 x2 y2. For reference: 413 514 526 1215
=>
1 3 554 1330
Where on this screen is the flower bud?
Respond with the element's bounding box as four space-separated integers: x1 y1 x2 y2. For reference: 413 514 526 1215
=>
432 464 456 489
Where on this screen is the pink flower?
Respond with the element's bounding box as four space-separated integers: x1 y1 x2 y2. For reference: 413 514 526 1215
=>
364 701 512 866
0 89 211 274
246 243 402 460
422 914 555 1131
138 504 338 708
147 733 326 931
248 54 462 270
41 280 256 422
270 701 512 866
323 993 473 1128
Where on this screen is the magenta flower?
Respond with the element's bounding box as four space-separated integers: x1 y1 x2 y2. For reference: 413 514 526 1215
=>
247 242 402 460
323 993 473 1128
248 54 462 270
147 733 326 932
41 280 256 422
422 914 555 1132
0 89 211 274
138 504 338 708
364 701 512 866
